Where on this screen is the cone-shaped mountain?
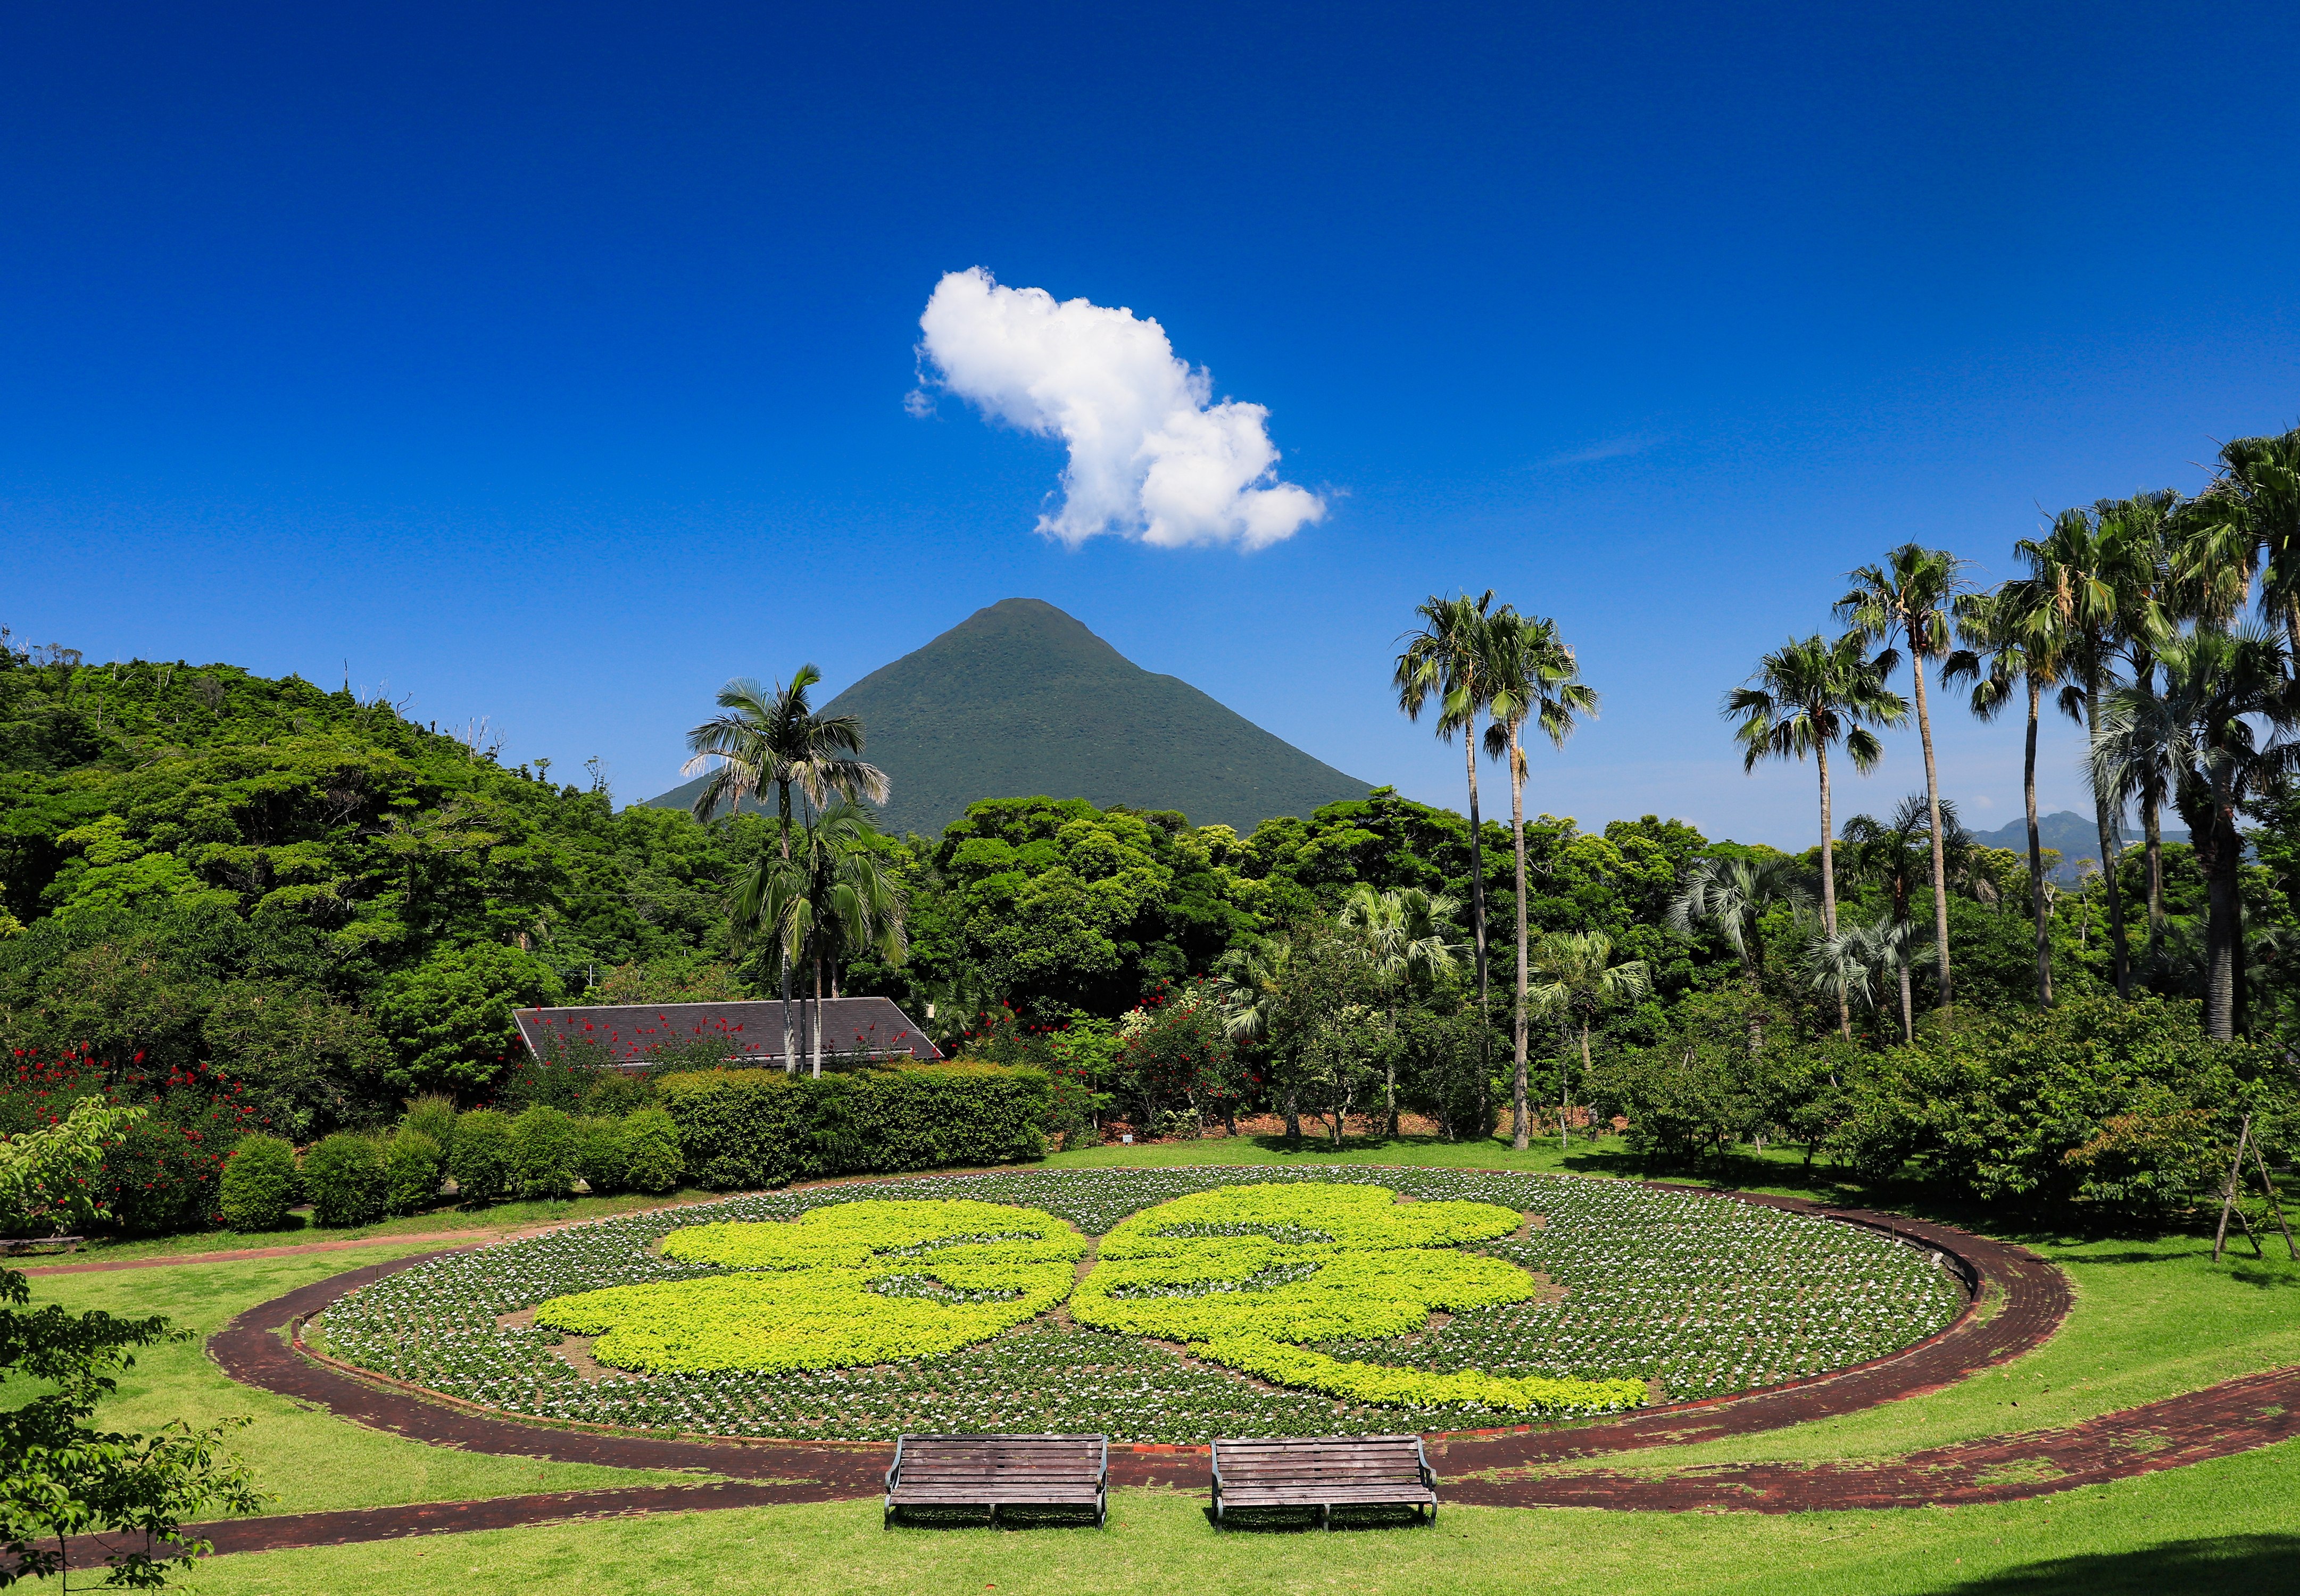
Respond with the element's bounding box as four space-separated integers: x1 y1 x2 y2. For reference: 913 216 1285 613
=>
646 598 1372 837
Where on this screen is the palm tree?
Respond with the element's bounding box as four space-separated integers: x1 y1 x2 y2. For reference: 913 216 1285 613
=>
2010 509 2162 998
1947 585 2071 1005
2097 491 2181 959
684 668 890 844
1394 592 1501 1023
2093 624 2300 1039
686 667 890 1060
1481 610 1599 1151
1724 633 1908 1037
1837 545 1973 1011
1214 938 1299 1138
1841 795 1970 1040
731 801 908 1075
1666 855 1811 1050
1339 884 1463 1134
2177 426 2300 652
1803 913 1915 1041
1527 929 1650 1150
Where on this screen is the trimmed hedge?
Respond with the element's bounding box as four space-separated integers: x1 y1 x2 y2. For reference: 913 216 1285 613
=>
303 1131 387 1227
657 1063 1050 1190
218 1134 300 1232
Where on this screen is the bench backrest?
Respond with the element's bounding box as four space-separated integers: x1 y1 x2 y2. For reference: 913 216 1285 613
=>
1213 1436 1429 1486
894 1434 1106 1482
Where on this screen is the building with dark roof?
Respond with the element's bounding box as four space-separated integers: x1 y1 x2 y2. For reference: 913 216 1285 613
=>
513 996 941 1070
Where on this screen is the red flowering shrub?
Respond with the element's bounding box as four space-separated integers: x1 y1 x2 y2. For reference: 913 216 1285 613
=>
3 1049 259 1235
1115 979 1242 1136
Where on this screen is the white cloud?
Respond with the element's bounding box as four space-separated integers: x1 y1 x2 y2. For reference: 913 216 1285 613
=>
913 267 1325 551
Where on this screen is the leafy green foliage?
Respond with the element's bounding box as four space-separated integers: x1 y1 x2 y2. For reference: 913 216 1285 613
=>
445 1109 515 1206
617 1107 682 1195
509 1105 578 1199
657 1063 1049 1190
373 944 564 1099
382 1129 444 1217
301 1132 386 1227
217 1134 300 1232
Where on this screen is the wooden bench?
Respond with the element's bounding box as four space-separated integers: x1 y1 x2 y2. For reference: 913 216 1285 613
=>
1209 1435 1439 1528
883 1433 1108 1528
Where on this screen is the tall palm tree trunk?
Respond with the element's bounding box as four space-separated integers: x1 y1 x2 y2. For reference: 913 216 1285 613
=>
1909 656 1953 1009
1508 733 1532 1152
2084 676 2132 998
1816 741 1850 1039
1897 965 1914 1043
2138 659 2164 966
777 781 798 1074
2023 676 2053 1007
1462 725 1491 1133
2203 805 2241 1041
811 955 826 1078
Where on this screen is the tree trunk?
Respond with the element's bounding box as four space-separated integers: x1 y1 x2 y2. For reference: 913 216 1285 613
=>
1509 731 1532 1152
2086 674 2132 998
2140 652 2164 967
811 957 825 1077
1897 962 1913 1044
1284 1089 1301 1143
2203 807 2240 1041
1742 946 1763 1054
1564 1020 1591 1151
1911 652 1954 1010
2024 676 2053 1007
1817 739 1849 1039
777 780 798 1074
1464 726 1489 1009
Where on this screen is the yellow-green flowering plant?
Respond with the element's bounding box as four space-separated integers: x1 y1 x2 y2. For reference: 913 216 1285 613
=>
536 1199 1083 1374
1073 1183 1647 1416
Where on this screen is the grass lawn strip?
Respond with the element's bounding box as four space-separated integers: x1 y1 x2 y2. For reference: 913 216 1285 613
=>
318 1168 1962 1441
161 1438 2300 1596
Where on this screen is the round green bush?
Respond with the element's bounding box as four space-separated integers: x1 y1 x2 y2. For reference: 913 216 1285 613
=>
218 1134 300 1232
447 1109 516 1206
399 1093 459 1156
384 1129 445 1216
302 1132 387 1227
574 1116 628 1195
618 1107 682 1195
511 1105 578 1198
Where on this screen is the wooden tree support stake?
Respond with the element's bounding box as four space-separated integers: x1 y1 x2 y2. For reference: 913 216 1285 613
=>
2250 1134 2298 1262
2213 1115 2253 1265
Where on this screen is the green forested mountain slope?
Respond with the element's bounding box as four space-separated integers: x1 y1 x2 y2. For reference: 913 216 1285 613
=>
646 598 1372 836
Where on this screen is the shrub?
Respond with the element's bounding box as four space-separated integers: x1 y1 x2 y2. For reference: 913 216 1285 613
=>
399 1094 459 1156
617 1107 682 1194
218 1134 299 1232
372 945 565 1099
383 1129 445 1216
302 1132 386 1227
510 1105 578 1198
447 1109 516 1206
2 1053 261 1235
572 1116 627 1195
655 1063 1049 1191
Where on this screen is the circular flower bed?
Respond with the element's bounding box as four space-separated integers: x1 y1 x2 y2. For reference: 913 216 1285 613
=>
316 1168 1965 1444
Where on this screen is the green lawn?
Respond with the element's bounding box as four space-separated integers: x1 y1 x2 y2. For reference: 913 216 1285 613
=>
181 1442 2300 1596
19 1138 2300 1592
23 1245 708 1516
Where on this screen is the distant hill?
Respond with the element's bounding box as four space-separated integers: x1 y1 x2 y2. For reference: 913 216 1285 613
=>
1970 810 2141 884
644 597 1373 837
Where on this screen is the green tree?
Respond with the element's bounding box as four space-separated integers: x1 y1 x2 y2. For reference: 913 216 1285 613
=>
2094 625 2300 1039
1394 591 1501 1035
372 944 565 1099
730 801 908 1076
1838 544 1974 1011
2011 508 2165 997
1842 794 1972 1040
1 1098 262 1587
1527 929 1650 1148
1949 583 2074 1005
1724 633 1907 1036
2178 426 2300 653
1337 884 1462 1133
683 667 890 1058
1481 609 1599 1151
1666 854 1810 1049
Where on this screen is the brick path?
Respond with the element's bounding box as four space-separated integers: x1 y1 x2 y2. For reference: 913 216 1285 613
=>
43 1187 2293 1567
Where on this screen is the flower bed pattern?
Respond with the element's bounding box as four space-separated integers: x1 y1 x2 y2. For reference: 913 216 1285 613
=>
317 1168 1964 1444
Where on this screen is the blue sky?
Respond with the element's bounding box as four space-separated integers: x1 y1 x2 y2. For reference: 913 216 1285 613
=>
6 2 2297 846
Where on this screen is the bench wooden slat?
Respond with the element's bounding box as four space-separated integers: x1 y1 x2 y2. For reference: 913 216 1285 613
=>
1210 1436 1438 1528
885 1434 1108 1527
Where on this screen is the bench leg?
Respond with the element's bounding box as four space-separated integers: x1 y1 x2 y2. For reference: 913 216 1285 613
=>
1321 1504 1332 1532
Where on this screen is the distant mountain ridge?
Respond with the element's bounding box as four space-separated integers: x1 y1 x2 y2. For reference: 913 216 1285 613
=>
645 597 1372 837
1969 810 2143 883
